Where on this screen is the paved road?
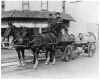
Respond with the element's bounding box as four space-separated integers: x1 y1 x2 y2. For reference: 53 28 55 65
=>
1 48 99 79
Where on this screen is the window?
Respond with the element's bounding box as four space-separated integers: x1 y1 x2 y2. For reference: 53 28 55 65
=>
22 1 29 10
41 1 48 11
2 1 5 10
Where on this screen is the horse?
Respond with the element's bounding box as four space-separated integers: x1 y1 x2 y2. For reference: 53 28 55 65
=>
28 31 57 68
3 22 33 67
21 26 55 64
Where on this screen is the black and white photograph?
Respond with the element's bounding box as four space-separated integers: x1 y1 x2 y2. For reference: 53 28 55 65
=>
1 0 99 79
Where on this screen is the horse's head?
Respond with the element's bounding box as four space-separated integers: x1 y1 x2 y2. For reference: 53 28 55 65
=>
3 22 14 40
20 26 29 38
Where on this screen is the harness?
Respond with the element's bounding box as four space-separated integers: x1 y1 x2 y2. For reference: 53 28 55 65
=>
46 33 53 42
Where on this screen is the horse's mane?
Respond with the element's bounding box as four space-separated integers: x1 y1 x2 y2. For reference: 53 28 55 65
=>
11 25 21 32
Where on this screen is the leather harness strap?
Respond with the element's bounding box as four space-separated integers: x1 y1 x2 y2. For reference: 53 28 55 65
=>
40 34 45 44
46 33 53 42
50 33 57 42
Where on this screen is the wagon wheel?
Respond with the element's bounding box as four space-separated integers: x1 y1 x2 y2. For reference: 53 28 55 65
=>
88 42 96 57
64 45 73 62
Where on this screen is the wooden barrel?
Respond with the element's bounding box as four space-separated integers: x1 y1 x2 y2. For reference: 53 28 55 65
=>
78 32 96 43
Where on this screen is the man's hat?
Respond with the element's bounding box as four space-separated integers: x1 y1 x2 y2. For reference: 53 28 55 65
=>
55 12 60 15
49 13 52 16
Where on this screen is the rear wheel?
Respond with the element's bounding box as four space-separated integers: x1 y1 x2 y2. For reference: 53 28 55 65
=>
88 42 96 57
64 45 73 62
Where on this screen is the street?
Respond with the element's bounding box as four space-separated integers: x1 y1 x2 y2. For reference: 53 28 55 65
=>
1 46 99 79
1 0 99 79
1 49 33 63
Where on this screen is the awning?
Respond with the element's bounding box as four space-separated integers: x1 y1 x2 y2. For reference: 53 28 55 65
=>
1 10 76 22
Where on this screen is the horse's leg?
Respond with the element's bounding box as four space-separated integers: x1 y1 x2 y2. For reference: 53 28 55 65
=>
30 48 35 64
52 45 56 65
21 49 26 67
49 50 53 62
33 52 35 64
49 45 53 62
33 48 39 69
28 48 34 64
16 48 22 67
45 49 48 60
45 48 50 65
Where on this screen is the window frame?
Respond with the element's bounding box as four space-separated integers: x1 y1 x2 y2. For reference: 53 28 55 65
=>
22 1 29 10
41 1 48 11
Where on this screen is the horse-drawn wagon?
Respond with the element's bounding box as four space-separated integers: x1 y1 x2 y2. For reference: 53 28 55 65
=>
55 32 96 62
3 22 96 68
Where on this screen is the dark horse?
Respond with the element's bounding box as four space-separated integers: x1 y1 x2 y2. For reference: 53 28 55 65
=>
28 31 57 68
20 26 57 68
3 22 32 67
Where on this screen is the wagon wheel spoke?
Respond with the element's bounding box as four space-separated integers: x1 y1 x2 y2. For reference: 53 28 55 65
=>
64 46 72 62
67 48 72 60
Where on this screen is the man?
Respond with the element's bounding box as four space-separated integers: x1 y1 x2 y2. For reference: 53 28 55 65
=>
47 13 55 31
42 13 55 33
55 12 63 33
48 13 53 26
55 12 68 34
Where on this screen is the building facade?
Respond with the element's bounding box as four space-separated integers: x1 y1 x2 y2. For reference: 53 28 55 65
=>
1 1 99 48
1 1 75 48
2 1 99 35
1 1 75 31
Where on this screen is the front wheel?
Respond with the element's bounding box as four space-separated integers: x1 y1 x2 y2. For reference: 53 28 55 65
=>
63 45 73 62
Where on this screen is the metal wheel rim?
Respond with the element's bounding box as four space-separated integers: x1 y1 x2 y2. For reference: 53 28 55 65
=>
65 47 72 61
88 42 96 57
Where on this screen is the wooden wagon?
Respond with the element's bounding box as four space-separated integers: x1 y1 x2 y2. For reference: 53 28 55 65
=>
55 32 96 62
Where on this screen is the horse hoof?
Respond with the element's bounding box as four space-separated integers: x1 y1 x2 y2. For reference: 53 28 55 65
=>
33 65 37 69
52 63 55 65
45 62 49 65
52 62 55 65
21 63 26 67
